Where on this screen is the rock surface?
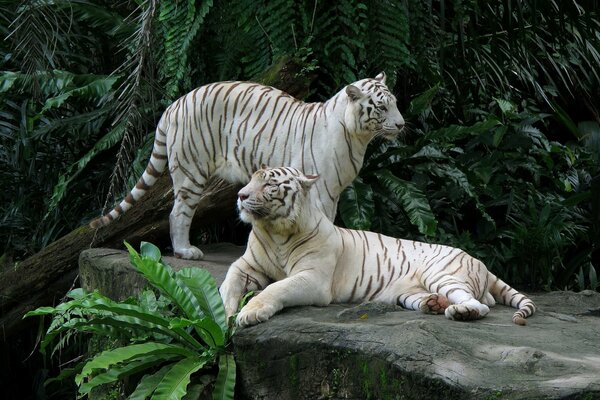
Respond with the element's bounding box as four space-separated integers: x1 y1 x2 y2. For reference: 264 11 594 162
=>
80 247 600 400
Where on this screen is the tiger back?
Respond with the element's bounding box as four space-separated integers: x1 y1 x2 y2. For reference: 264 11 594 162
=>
220 166 536 327
90 74 405 260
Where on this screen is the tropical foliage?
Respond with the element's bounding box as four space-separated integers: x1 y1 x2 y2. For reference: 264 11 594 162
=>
1 0 598 293
25 242 235 399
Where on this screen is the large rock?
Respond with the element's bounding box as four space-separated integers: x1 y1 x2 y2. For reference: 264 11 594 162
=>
79 244 245 301
80 247 600 399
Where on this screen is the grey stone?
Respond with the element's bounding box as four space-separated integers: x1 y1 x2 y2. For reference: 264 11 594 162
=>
79 247 600 400
79 244 244 300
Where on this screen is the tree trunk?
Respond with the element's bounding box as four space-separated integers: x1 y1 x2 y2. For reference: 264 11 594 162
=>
0 57 314 337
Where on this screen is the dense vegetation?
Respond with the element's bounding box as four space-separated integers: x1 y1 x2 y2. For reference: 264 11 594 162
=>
1 0 598 293
26 242 235 399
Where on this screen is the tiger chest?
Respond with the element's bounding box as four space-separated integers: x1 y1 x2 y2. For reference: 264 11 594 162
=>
271 244 305 278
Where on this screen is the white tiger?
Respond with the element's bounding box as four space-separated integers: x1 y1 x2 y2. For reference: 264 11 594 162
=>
220 166 537 327
90 73 404 259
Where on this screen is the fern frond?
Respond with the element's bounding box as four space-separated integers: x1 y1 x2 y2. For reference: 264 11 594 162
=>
100 0 159 214
310 0 368 92
157 0 214 98
366 0 411 87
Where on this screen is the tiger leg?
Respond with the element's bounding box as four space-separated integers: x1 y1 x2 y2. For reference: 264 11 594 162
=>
220 258 270 319
236 268 333 327
436 278 490 321
395 287 449 315
170 178 205 259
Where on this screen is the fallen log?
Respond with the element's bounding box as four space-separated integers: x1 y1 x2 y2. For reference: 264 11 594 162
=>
0 177 240 336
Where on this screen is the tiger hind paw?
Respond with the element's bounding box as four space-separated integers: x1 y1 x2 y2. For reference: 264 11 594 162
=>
419 293 449 314
445 302 489 321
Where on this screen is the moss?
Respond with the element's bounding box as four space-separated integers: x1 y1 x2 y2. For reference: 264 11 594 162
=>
288 353 300 390
74 225 89 235
360 360 373 400
580 393 600 400
483 391 503 399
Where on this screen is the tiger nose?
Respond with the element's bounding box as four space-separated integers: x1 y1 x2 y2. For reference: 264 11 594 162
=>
238 192 249 201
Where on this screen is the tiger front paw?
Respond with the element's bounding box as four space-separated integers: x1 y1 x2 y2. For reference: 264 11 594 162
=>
445 302 489 321
236 298 280 327
419 293 449 314
174 245 204 260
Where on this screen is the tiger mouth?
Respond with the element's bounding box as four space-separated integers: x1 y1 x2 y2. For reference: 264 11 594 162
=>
380 129 401 140
239 203 268 219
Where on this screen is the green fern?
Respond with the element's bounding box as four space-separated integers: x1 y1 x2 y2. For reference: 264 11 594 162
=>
339 177 375 230
157 0 214 99
366 0 411 87
25 242 236 400
312 0 368 90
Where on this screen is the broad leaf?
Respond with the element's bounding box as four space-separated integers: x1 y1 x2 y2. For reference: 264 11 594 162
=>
339 178 374 230
129 364 173 400
141 241 162 261
375 170 437 236
425 118 501 143
76 343 194 385
410 145 447 160
79 354 178 395
407 84 440 118
125 243 217 346
153 356 211 400
42 75 119 112
176 268 228 337
213 353 236 400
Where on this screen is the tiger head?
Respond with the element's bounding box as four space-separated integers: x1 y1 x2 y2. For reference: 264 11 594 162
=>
345 72 405 139
237 166 318 230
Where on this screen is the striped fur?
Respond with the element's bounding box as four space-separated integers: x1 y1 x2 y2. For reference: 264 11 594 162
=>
90 73 404 259
220 167 536 327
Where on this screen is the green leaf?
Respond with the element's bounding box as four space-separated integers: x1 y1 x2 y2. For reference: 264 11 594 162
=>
33 289 202 351
425 118 501 143
176 268 228 337
76 343 195 385
125 243 220 347
410 145 447 160
129 364 173 400
153 356 211 400
494 98 516 115
407 84 440 118
76 294 203 349
0 71 19 93
339 178 374 230
24 306 57 317
428 165 475 198
141 241 162 261
79 354 178 395
375 170 437 236
212 353 236 400
41 75 119 112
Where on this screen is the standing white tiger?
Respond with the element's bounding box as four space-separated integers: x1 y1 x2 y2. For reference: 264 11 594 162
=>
90 73 404 259
220 166 536 327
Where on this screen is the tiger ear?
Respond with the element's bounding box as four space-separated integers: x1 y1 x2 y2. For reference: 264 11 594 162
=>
374 72 386 84
260 163 270 170
346 85 364 102
300 174 319 189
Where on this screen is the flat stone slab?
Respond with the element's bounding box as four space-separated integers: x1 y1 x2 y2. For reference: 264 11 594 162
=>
79 247 600 399
79 244 244 300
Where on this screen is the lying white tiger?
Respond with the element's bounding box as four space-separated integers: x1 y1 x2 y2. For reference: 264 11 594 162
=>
90 73 404 259
220 166 536 327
